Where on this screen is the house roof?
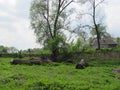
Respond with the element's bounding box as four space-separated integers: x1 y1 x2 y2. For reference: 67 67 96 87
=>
93 38 117 45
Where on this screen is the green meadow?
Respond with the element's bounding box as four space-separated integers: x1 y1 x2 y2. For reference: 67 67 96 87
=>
0 58 120 90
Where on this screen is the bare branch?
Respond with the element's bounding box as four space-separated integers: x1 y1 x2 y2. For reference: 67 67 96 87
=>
60 0 65 7
80 13 93 17
42 13 54 38
53 0 61 37
95 0 105 7
46 0 49 19
60 0 74 14
81 25 93 29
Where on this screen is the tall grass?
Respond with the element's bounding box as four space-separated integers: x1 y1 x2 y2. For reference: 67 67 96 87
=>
0 58 120 90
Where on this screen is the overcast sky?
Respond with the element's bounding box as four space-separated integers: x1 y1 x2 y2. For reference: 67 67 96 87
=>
105 0 120 37
0 0 120 50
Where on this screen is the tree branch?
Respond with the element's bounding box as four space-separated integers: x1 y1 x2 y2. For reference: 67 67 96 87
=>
60 0 74 14
47 0 49 19
95 0 105 7
42 13 54 38
53 0 61 37
80 13 93 17
60 0 65 7
81 25 93 29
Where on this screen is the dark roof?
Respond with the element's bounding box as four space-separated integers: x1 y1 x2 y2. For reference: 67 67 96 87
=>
93 38 117 46
100 38 117 45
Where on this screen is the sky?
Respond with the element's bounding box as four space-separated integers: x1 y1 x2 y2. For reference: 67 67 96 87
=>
0 0 120 50
105 0 120 37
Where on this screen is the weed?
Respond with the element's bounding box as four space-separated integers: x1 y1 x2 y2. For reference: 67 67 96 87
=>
0 58 120 90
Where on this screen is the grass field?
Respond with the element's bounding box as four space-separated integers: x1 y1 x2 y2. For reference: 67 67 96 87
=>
0 57 120 90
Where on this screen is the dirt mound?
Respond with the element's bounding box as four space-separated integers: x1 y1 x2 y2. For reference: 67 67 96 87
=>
30 57 52 63
10 59 41 65
10 57 52 65
113 69 120 73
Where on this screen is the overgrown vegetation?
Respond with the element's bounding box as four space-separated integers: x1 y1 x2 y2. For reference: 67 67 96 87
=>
0 0 120 89
0 58 120 90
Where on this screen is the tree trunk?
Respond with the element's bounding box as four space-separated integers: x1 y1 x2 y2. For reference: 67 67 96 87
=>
93 0 100 50
51 47 59 62
95 24 100 50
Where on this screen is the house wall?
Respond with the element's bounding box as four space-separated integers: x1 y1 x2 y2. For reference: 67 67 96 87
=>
108 44 117 48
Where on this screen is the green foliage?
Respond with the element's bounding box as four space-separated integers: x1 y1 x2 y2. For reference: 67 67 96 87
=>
70 39 83 52
18 50 23 58
90 24 112 48
0 58 120 90
62 39 83 54
44 35 66 54
61 38 95 54
91 24 106 39
84 47 95 53
30 0 73 57
116 37 120 47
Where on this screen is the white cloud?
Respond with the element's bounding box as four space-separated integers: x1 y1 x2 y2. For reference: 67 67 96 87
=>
0 17 40 50
0 0 40 50
105 0 120 37
0 19 40 50
0 0 16 7
0 0 17 13
106 6 120 25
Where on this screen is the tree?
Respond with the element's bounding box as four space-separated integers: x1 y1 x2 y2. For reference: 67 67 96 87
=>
8 47 18 53
0 45 8 54
89 0 105 50
83 0 105 50
73 30 89 51
0 46 4 54
90 24 111 39
75 0 106 50
0 46 18 54
116 37 120 47
30 0 73 61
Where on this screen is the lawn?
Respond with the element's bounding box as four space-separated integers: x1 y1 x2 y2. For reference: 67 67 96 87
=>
0 57 120 90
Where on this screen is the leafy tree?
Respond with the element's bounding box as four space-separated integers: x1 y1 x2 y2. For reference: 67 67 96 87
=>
0 46 4 54
67 39 82 53
2 47 8 54
8 47 18 53
74 30 89 51
0 46 8 54
116 37 120 47
0 45 18 54
90 24 111 39
73 38 83 52
18 50 23 58
30 0 73 60
78 31 89 50
28 48 31 57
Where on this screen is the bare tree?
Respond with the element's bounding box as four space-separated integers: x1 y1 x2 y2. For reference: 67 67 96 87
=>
88 0 105 50
77 0 105 50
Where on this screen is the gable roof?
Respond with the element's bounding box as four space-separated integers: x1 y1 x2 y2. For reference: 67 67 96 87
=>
100 38 117 45
92 38 117 48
